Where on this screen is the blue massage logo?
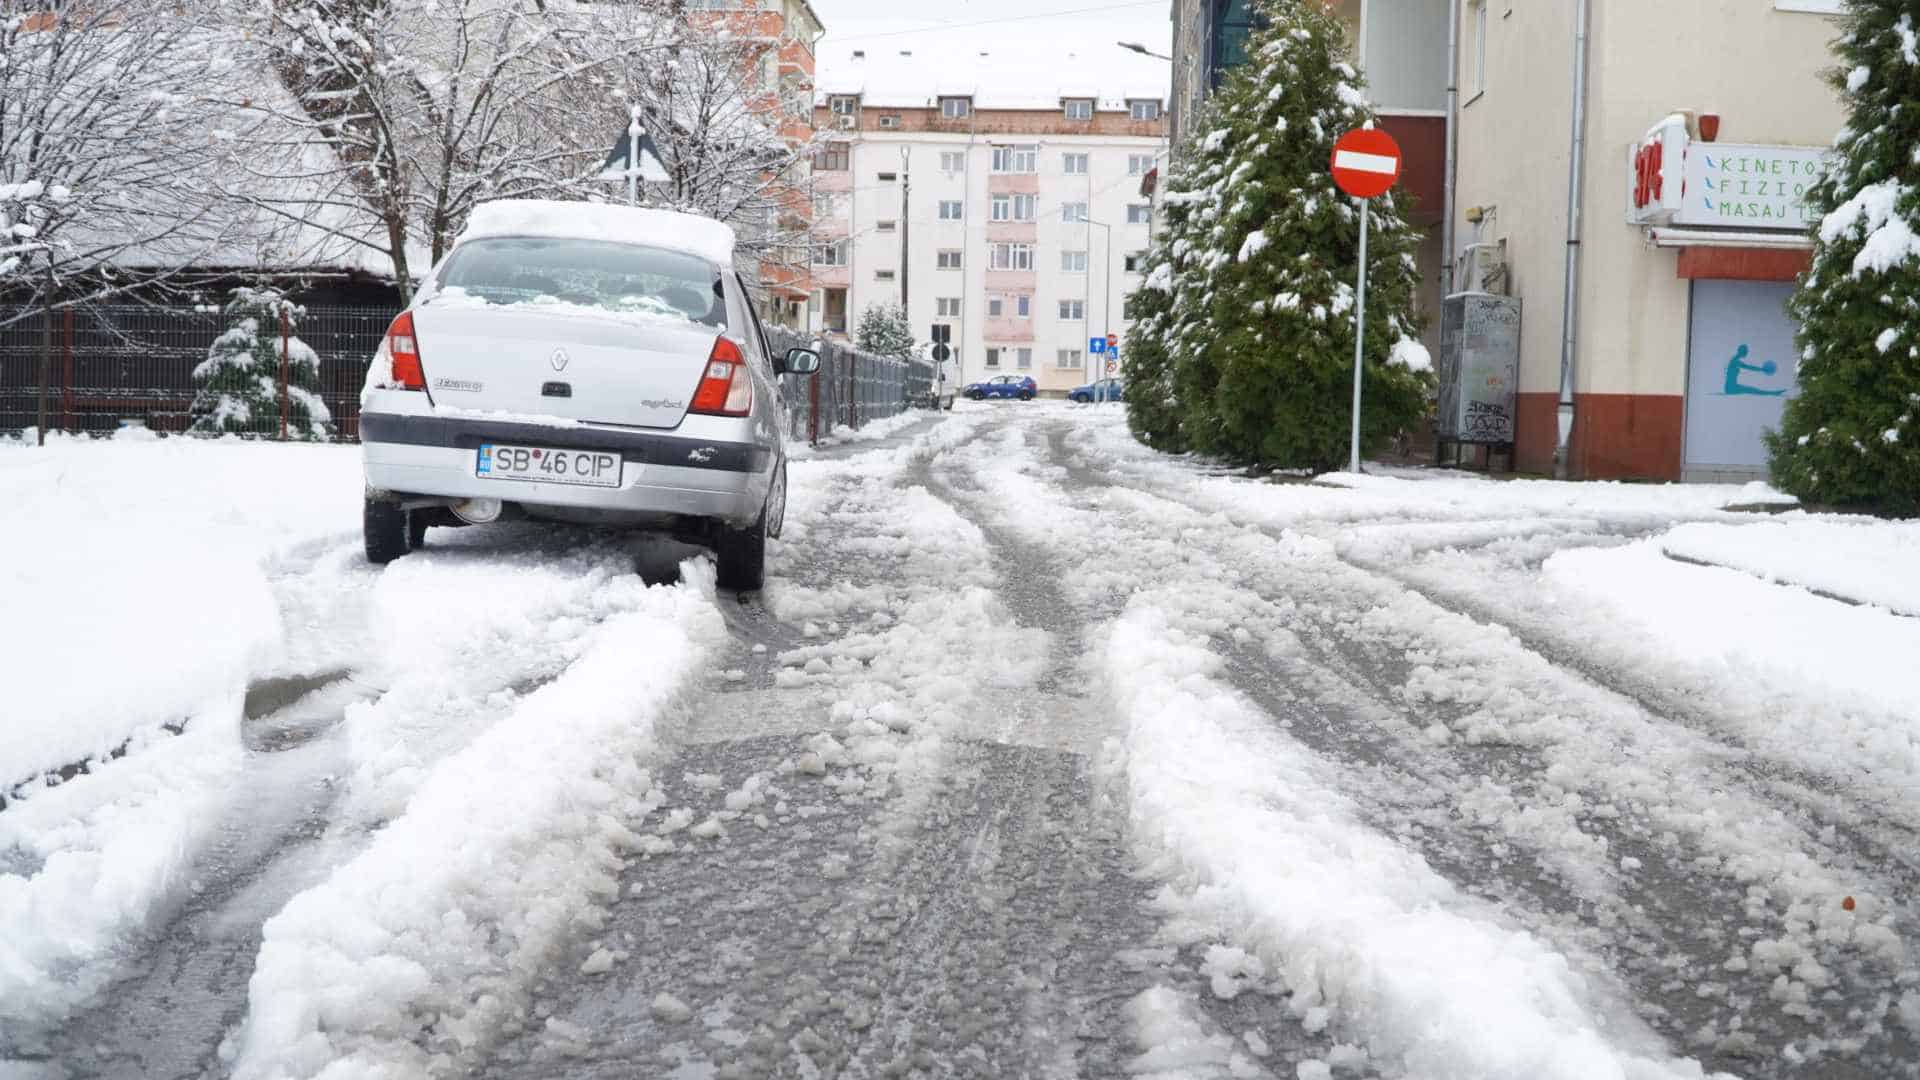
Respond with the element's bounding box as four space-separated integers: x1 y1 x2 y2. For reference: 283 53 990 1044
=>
1723 344 1787 397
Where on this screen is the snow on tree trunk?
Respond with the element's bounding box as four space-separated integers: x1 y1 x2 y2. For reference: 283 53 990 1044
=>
855 301 916 360
188 288 334 441
1767 1 1920 515
1129 0 1430 472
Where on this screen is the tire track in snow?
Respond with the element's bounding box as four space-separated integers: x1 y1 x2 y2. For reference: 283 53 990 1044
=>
1029 418 1918 1079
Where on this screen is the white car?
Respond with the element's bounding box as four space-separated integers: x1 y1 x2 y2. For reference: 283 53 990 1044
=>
358 200 819 589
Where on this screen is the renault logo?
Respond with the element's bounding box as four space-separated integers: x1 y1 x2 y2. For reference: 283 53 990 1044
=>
550 347 570 372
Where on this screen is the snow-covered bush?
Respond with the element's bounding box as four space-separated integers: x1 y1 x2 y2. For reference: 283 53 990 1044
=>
855 301 916 360
1767 0 1920 515
188 288 333 440
1128 0 1429 470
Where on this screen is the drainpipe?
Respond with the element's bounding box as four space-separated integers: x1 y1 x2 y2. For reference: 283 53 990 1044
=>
1442 0 1460 296
1554 0 1593 480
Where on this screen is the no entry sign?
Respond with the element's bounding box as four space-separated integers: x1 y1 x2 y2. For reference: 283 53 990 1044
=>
1330 128 1403 200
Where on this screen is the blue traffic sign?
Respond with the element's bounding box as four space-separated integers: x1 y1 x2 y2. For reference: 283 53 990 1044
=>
1089 338 1106 355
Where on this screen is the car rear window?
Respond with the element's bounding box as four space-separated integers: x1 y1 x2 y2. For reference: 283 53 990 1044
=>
432 237 726 327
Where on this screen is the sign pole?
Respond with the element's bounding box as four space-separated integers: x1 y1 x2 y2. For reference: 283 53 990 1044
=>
627 111 640 207
1349 197 1369 474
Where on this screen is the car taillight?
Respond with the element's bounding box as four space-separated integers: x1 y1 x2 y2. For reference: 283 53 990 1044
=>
690 336 753 416
384 311 426 391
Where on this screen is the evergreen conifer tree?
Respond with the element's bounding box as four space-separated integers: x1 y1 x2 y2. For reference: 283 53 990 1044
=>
188 287 333 440
855 301 916 360
1145 0 1429 470
1767 1 1920 514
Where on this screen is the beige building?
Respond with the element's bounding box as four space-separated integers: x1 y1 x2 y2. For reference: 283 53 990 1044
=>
1455 0 1845 479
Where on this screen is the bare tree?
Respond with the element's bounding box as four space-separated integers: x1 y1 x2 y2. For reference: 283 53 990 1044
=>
0 0 259 321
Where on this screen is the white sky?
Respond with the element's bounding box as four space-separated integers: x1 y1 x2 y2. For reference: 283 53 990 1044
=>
806 0 1175 99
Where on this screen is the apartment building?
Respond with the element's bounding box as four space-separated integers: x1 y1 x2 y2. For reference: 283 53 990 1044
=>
687 0 826 329
1455 0 1845 480
809 48 1169 396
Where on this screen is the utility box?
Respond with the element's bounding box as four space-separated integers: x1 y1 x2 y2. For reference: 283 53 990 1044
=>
1436 292 1522 446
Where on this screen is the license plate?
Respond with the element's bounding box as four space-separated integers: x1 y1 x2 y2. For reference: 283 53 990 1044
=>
476 444 622 488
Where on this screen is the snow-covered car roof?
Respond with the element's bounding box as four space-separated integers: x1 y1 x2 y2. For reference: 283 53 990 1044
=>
460 200 737 269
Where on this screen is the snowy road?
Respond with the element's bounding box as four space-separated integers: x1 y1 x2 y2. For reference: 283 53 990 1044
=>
5 407 1917 1079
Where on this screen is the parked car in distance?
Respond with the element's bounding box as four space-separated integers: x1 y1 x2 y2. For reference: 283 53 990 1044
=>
1068 378 1125 403
964 374 1038 401
357 199 818 590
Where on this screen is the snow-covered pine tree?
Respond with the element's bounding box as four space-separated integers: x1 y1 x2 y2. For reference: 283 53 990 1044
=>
855 301 916 360
1124 131 1212 452
188 287 333 440
1165 0 1430 470
1766 1 1920 514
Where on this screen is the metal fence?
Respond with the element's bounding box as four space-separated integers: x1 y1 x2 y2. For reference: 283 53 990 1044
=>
2 304 935 445
0 304 389 439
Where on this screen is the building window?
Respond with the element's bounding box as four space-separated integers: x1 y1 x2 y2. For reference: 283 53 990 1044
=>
991 144 1039 173
937 249 963 269
813 239 848 266
1057 349 1084 369
1471 0 1488 97
1127 204 1152 225
876 220 897 232
1124 251 1147 272
815 142 850 171
940 97 972 119
939 200 964 220
1016 294 1031 317
940 151 966 173
876 269 896 281
1062 250 1089 273
1128 154 1155 176
829 95 858 117
1059 299 1085 320
1209 0 1261 89
988 294 1004 317
1063 152 1090 175
1129 99 1162 121
992 193 1037 221
1061 202 1089 223
1016 347 1033 369
990 243 1034 270
877 171 898 182
1064 99 1093 121
985 347 1001 368
937 297 962 317
812 193 837 219
879 115 901 128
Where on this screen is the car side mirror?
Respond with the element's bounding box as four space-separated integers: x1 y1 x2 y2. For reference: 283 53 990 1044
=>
782 347 821 375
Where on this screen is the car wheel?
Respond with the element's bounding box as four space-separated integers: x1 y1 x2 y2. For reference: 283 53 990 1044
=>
715 507 767 591
364 496 411 565
408 514 429 549
765 461 789 541
967 390 984 400
1018 389 1035 401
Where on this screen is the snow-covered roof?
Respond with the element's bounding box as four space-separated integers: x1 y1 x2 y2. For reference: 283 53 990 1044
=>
461 200 737 268
814 43 1169 112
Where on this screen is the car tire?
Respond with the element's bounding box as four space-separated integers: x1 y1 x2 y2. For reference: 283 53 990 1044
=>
1018 389 1035 401
765 461 789 541
408 514 429 549
365 497 411 565
967 390 984 401
715 507 767 591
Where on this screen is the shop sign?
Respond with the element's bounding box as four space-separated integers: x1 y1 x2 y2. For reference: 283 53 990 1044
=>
1677 144 1827 229
1627 116 1689 226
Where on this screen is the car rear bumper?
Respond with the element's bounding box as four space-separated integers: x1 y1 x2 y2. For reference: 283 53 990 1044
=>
360 411 774 525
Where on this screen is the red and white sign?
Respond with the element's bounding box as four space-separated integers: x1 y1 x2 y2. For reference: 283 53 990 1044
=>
1330 128 1402 200
1627 115 1689 226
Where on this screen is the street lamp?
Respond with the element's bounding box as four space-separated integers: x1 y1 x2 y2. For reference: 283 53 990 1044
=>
1117 41 1172 61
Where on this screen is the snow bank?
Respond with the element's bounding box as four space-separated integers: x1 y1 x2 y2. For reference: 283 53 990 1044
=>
1103 602 1727 1080
1545 536 1920 722
460 199 735 268
230 565 723 1078
0 437 362 783
1657 517 1920 616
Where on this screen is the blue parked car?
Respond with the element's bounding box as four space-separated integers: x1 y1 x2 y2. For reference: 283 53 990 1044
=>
1067 378 1125 403
964 374 1038 401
